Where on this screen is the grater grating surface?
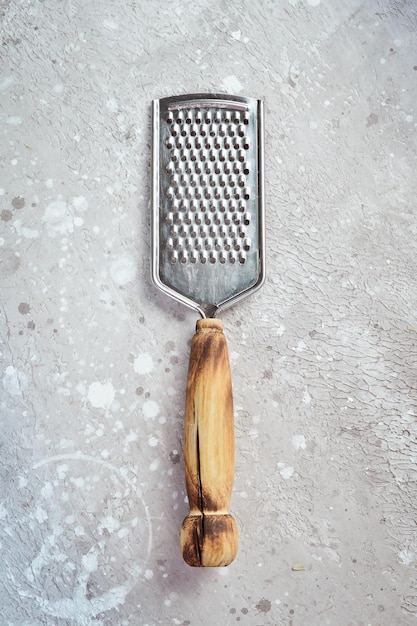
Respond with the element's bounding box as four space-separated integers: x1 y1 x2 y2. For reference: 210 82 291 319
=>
152 93 264 318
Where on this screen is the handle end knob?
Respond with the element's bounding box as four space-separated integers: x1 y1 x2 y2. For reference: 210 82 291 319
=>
181 513 238 567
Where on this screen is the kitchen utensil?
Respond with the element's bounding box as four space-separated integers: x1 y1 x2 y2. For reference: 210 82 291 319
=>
151 93 265 566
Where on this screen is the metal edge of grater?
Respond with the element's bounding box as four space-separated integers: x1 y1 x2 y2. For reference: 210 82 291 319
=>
151 93 265 318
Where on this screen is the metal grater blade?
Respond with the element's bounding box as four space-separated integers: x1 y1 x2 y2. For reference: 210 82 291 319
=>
152 93 265 318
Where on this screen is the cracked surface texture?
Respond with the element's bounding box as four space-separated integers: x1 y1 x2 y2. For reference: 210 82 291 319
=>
1 0 417 624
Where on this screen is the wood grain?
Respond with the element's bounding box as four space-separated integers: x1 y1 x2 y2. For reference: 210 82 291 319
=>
180 318 238 567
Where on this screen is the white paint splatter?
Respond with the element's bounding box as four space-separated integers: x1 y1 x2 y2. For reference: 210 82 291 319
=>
133 353 153 375
81 552 98 575
87 381 115 409
2 365 27 396
306 0 321 5
34 506 48 523
123 431 138 450
18 476 28 489
7 116 23 125
59 439 74 449
302 389 312 404
296 340 307 352
0 76 14 90
99 516 120 534
72 196 89 212
13 219 40 239
221 75 243 93
103 19 118 30
278 463 294 479
292 434 306 450
41 482 53 499
148 435 159 447
142 400 159 419
107 98 118 113
398 549 414 565
76 382 86 395
43 200 74 237
110 256 136 286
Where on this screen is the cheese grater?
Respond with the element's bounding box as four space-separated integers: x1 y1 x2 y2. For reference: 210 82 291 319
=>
151 93 265 567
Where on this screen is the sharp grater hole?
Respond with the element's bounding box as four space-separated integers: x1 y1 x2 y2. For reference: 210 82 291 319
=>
163 103 254 266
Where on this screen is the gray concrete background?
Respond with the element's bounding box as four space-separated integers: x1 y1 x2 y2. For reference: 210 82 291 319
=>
1 1 417 624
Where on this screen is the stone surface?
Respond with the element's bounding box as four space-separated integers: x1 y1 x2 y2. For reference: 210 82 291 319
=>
1 1 417 624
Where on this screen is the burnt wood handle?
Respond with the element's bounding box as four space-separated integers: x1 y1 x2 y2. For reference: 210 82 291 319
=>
180 318 238 567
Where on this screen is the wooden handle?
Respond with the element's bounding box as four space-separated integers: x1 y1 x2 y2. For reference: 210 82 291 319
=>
180 318 238 567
